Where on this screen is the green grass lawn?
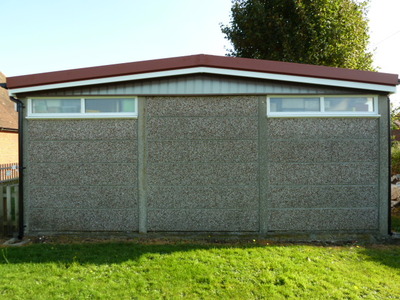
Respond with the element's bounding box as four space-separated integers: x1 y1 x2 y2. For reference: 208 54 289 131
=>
1 240 400 299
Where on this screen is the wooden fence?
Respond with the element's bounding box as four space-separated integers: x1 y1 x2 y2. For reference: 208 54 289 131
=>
1 180 19 237
0 163 19 183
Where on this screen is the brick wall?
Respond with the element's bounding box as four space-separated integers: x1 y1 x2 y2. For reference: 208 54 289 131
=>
0 132 18 164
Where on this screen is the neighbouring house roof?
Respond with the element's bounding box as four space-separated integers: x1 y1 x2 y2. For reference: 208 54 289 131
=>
7 54 399 94
0 72 18 131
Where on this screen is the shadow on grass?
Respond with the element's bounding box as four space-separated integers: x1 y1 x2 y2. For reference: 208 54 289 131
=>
0 241 237 265
360 245 400 270
2 240 400 270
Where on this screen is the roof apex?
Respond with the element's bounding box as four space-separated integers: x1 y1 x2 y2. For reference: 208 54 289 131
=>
6 54 399 90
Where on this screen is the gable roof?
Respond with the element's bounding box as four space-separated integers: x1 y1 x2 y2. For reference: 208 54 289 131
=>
0 72 18 131
7 54 399 94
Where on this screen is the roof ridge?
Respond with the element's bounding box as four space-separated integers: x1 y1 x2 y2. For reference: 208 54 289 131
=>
7 54 399 90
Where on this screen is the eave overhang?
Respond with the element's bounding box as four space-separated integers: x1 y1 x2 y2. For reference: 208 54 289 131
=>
7 54 399 95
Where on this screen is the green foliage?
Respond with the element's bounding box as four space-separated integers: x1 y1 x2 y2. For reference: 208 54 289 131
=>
0 241 400 299
391 103 400 131
221 0 375 70
391 104 400 174
392 214 400 232
392 143 400 175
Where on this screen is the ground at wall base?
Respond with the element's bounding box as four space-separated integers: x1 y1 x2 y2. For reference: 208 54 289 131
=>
2 231 399 247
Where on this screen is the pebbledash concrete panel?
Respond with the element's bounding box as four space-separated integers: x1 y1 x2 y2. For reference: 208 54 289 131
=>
147 140 258 163
25 118 139 233
146 96 260 232
30 208 138 232
267 162 378 185
29 140 137 163
29 163 137 186
146 96 258 116
267 185 378 208
146 117 258 140
30 185 138 209
265 118 379 139
147 162 258 186
261 115 381 233
28 119 137 140
266 208 378 231
147 186 259 210
147 209 259 232
267 139 378 163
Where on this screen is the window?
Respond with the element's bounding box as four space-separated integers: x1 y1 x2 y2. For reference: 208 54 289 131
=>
267 95 378 117
32 99 81 114
323 97 373 112
28 97 137 118
269 97 320 113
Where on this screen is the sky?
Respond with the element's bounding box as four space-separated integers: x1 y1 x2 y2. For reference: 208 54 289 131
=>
1 0 399 102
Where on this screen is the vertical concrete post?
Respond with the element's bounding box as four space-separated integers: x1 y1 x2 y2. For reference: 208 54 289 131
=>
378 96 390 236
258 96 268 234
138 97 147 233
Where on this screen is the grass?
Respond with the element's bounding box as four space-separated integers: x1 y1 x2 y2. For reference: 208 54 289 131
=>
1 240 400 299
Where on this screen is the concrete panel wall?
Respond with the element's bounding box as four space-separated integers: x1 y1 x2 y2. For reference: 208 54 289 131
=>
19 90 389 237
145 96 260 232
261 116 381 233
26 119 138 233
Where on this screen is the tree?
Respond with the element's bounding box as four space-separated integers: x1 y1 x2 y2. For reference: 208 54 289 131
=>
392 104 400 131
221 0 375 71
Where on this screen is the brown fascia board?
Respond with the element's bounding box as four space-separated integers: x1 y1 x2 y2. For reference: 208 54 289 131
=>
6 54 399 89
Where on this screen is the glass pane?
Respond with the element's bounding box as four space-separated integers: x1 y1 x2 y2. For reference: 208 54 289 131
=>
270 97 320 112
32 99 81 113
324 97 373 112
85 98 136 113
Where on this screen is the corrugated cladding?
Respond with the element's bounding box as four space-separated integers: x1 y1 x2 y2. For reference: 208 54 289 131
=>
24 74 364 97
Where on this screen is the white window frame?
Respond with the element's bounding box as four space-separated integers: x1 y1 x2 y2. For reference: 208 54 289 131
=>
266 95 379 118
27 96 138 119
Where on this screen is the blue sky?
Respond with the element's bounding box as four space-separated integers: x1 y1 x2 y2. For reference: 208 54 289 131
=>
0 0 231 76
1 0 399 100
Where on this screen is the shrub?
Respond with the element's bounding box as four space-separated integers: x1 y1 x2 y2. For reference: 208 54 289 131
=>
392 142 400 175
